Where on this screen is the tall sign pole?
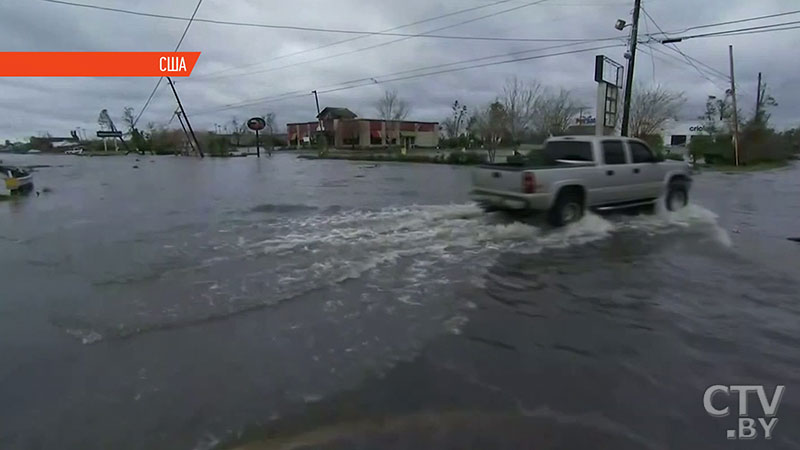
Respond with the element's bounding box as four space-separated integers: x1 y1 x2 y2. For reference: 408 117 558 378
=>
729 45 740 166
247 117 267 159
620 0 642 137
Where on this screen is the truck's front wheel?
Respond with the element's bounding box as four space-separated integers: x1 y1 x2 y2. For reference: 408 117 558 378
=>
548 191 584 227
666 181 689 211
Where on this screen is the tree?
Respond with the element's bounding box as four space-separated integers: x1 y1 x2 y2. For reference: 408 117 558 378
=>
530 88 580 136
230 116 247 146
501 77 541 145
628 85 685 139
473 102 508 163
375 89 410 146
441 100 469 139
261 112 277 150
97 109 113 131
375 89 410 121
754 80 778 126
121 107 136 132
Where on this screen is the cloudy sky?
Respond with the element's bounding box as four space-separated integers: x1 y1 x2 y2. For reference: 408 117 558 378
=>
1 0 799 140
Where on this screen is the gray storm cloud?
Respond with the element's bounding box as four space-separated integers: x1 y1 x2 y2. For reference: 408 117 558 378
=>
1 0 798 140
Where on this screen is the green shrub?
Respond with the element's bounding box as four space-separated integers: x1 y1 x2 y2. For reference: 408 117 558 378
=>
445 151 485 164
505 154 527 165
689 135 734 165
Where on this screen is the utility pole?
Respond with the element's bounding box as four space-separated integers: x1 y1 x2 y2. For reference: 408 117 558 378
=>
755 71 762 121
728 45 740 166
620 0 642 137
175 108 196 156
167 76 204 158
312 89 326 151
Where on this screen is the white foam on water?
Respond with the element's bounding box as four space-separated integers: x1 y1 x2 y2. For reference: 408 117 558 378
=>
64 328 103 345
60 202 732 344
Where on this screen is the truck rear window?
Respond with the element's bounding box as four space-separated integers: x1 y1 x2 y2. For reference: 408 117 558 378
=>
544 141 593 163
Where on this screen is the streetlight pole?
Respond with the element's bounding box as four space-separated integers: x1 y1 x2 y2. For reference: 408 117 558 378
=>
620 0 642 137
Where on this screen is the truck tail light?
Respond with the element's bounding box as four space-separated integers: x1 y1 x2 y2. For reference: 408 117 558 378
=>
522 172 536 193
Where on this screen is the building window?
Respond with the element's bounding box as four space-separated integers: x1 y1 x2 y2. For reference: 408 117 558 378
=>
670 135 687 146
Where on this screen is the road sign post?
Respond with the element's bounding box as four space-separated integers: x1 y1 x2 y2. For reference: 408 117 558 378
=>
247 117 267 158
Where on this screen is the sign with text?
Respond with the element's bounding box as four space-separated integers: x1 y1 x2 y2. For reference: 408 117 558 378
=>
247 117 266 131
96 131 123 138
704 385 785 440
0 52 201 77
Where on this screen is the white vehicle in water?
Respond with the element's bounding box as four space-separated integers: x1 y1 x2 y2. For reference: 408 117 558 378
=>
470 136 693 226
1 164 34 195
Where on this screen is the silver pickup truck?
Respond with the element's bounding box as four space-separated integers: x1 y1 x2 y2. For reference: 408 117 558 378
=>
470 136 692 226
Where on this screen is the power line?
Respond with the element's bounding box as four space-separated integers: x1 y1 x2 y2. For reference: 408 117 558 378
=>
709 24 800 38
192 0 521 80
184 0 575 84
192 43 623 116
642 7 728 88
639 43 728 90
657 8 800 36
174 0 204 51
132 0 204 127
198 40 619 113
659 19 800 42
642 2 656 82
41 0 595 44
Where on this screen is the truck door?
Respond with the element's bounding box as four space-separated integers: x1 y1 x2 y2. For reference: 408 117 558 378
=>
628 141 662 200
597 139 633 204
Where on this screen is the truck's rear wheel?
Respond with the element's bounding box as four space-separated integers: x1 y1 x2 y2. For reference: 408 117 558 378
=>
548 191 584 227
666 181 689 211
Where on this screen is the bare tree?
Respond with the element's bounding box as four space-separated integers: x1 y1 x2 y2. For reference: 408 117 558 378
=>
375 89 410 121
230 116 248 146
260 112 276 135
121 107 136 132
261 112 277 151
629 85 686 139
501 77 541 144
754 80 778 126
375 89 410 146
97 109 113 131
441 100 469 139
530 88 580 136
473 101 508 163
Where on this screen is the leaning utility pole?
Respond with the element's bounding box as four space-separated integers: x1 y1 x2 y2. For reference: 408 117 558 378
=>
728 45 740 166
755 71 762 121
167 76 204 158
312 89 327 151
174 108 196 156
620 0 642 137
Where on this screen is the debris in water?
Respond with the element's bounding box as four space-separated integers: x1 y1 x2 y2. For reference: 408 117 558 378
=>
132 165 139 169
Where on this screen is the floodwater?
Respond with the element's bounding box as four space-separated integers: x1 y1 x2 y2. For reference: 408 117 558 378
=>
0 153 798 450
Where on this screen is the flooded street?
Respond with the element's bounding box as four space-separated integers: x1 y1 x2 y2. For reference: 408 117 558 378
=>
1 153 799 449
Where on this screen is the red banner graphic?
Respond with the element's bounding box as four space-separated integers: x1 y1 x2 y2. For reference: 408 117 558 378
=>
0 52 201 77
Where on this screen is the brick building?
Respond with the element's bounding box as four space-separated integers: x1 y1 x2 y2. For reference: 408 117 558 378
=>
287 107 438 149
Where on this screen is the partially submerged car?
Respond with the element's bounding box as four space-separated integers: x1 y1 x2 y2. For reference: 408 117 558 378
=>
1 165 34 195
